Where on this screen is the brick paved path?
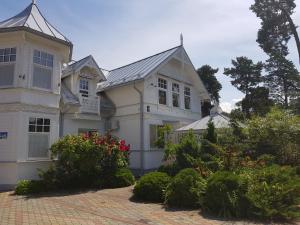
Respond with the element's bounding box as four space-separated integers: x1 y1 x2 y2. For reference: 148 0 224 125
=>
0 186 296 225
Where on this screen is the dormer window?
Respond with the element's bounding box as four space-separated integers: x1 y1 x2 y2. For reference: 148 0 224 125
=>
32 50 53 90
158 78 167 105
0 47 16 87
79 79 89 97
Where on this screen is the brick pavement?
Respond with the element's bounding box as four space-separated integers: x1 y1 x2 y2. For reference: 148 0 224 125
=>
0 186 297 225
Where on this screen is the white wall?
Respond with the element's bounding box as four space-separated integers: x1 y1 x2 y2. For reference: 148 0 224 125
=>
0 112 18 161
63 117 105 135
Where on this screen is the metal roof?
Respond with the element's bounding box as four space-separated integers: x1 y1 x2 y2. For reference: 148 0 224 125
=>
60 83 80 106
62 55 106 81
97 46 181 91
0 2 71 44
176 113 231 131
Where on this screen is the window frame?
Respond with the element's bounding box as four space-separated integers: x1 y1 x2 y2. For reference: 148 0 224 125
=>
28 117 51 160
32 49 54 91
0 47 16 88
184 86 191 110
79 78 89 97
172 83 180 108
149 124 164 149
158 78 168 105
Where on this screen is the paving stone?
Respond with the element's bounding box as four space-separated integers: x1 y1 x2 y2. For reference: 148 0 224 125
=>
0 187 298 225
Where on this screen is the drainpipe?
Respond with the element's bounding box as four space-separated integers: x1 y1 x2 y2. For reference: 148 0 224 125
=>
59 111 64 138
133 81 144 176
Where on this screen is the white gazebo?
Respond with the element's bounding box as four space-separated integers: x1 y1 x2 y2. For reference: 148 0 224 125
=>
176 105 231 135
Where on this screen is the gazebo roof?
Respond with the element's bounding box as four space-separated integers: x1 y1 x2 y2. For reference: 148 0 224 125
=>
0 2 71 45
177 105 231 131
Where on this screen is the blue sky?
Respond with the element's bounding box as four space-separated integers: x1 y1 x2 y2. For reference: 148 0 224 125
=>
1 0 300 112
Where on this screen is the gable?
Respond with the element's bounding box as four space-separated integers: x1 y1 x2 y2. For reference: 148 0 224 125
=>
149 48 210 100
62 55 106 81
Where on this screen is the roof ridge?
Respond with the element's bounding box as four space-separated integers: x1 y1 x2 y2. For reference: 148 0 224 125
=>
109 45 181 72
68 55 91 66
33 3 71 42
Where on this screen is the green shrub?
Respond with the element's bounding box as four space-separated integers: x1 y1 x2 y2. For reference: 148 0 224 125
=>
203 171 249 218
102 168 135 188
157 163 179 177
246 166 300 220
245 108 300 166
133 172 171 202
46 133 130 189
165 168 206 208
174 132 202 170
15 180 44 195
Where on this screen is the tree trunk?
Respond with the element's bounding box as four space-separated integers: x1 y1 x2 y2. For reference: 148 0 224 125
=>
281 7 300 65
283 78 289 108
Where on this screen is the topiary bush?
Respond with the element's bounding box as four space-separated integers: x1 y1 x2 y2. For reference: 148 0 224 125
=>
165 168 206 208
246 165 300 221
203 171 250 218
133 172 171 202
15 180 45 195
102 168 135 188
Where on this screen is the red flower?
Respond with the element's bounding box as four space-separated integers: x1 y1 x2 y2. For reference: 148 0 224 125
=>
119 140 130 152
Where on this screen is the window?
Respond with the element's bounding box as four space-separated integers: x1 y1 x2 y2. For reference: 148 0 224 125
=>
28 118 50 158
0 47 16 87
150 125 163 149
158 78 167 105
33 50 53 90
184 87 191 110
33 50 53 68
172 83 180 107
79 79 89 97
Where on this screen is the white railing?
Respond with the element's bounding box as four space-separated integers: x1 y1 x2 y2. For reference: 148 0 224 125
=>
79 95 100 115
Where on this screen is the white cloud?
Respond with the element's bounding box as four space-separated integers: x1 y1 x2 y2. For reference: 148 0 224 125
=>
220 102 234 113
220 98 242 113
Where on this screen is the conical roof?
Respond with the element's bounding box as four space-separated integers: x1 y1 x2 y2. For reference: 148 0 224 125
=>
0 2 71 45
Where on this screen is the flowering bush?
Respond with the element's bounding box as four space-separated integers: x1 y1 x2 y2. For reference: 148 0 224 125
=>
44 133 131 189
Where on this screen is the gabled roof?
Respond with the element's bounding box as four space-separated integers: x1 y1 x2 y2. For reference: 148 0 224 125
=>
0 2 71 45
62 55 106 81
97 46 181 91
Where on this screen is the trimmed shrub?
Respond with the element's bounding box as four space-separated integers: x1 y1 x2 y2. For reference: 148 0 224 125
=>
157 163 179 177
15 180 44 195
246 166 300 220
165 168 206 208
133 172 171 202
102 168 135 188
203 171 249 218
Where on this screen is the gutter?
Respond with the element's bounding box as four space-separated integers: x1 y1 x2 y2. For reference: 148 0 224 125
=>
133 81 144 175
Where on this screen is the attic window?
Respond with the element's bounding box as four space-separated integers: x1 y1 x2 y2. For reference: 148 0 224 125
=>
158 78 167 105
0 48 16 87
184 87 191 110
172 83 180 107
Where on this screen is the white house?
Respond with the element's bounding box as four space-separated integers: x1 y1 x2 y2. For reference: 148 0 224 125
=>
0 1 210 189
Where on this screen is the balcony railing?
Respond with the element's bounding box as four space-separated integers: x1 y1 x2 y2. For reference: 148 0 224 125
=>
79 95 100 115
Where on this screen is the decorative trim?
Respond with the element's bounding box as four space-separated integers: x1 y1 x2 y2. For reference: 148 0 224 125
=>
0 103 59 114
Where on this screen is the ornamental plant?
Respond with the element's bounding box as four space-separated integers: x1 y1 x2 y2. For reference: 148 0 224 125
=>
45 132 131 189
